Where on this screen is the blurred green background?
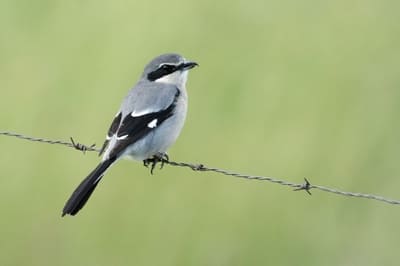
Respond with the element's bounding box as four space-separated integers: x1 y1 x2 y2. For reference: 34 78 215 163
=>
1 0 400 265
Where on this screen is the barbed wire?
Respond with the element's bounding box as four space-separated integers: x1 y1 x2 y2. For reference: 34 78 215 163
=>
0 131 97 153
1 130 400 206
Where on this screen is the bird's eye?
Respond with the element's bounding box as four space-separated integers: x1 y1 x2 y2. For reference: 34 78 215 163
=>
160 64 174 71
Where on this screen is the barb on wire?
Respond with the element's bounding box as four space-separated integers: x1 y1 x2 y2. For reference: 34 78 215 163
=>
292 178 312 195
69 137 97 153
1 130 400 206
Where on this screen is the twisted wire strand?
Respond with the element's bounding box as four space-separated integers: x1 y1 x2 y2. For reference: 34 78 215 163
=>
165 161 400 205
0 131 98 153
1 130 399 205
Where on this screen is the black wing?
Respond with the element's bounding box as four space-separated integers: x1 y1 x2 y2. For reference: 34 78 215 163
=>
99 112 122 156
105 88 180 159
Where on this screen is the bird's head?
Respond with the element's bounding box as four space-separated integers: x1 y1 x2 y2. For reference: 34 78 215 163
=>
142 53 198 86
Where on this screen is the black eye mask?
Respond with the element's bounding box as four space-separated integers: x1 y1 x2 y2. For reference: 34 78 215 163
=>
147 64 179 81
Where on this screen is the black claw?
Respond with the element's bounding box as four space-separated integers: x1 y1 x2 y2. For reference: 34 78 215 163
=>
150 162 156 175
163 153 169 161
143 153 169 174
160 153 169 169
159 153 169 170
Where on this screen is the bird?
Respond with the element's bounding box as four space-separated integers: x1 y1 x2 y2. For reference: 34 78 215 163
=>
62 53 198 216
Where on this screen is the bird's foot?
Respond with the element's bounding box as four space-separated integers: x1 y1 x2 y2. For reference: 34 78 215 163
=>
143 153 169 174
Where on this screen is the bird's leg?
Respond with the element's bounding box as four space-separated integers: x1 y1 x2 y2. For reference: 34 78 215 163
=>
142 152 169 174
158 153 169 170
143 159 151 168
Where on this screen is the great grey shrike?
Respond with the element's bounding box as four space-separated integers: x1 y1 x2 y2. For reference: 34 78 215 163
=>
62 53 198 216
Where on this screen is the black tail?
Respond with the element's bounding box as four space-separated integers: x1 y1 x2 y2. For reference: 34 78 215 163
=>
62 157 116 217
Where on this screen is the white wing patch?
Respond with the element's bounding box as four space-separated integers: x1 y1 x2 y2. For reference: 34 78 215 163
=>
147 119 158 128
94 174 104 184
131 109 153 117
117 134 128 140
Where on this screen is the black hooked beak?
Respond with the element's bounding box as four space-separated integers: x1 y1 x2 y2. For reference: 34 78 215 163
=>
179 61 199 71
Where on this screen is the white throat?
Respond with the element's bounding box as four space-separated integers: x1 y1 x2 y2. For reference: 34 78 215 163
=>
155 71 188 86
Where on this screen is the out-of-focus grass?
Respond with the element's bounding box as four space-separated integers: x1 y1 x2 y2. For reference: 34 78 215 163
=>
0 1 400 265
